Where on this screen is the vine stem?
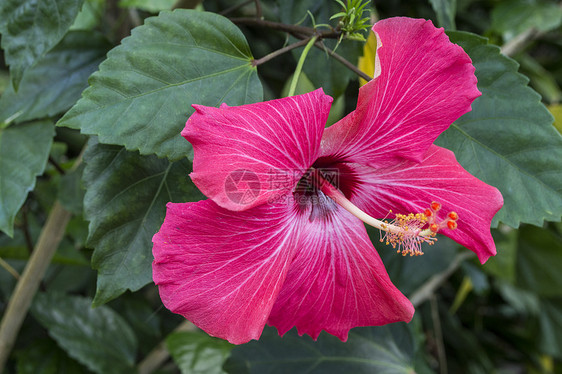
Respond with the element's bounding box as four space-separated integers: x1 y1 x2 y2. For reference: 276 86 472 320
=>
288 35 318 96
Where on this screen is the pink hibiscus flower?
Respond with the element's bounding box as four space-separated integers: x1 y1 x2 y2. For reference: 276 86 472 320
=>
152 17 503 344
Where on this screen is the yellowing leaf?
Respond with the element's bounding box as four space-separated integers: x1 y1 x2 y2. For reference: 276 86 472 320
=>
549 104 562 134
357 31 376 86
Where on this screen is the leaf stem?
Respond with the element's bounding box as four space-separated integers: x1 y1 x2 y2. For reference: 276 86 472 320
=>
288 35 318 97
252 38 312 66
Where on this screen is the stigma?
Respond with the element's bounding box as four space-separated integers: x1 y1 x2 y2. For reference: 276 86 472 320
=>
311 169 458 256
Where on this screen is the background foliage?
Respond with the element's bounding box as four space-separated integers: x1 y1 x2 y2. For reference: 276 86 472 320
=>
0 0 561 373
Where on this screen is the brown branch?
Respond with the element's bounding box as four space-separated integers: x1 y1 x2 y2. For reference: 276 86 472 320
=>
172 0 203 9
48 156 66 175
231 17 339 39
252 38 312 66
219 0 253 16
314 41 372 82
254 0 262 19
231 17 374 81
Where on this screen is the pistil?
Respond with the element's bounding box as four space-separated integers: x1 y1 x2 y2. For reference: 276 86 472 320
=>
310 168 458 256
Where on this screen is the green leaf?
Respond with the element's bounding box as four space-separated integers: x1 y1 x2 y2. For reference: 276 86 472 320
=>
224 323 418 374
518 54 562 104
58 163 85 216
16 338 90 374
539 298 562 359
0 0 85 90
82 139 203 306
167 331 233 374
491 0 562 40
550 104 562 134
439 32 562 227
495 280 540 315
58 10 262 161
71 0 106 31
119 0 176 13
31 292 137 374
118 296 162 353
482 227 518 283
330 12 347 19
516 225 562 297
0 31 111 125
440 309 494 373
44 252 93 293
429 0 457 30
0 121 54 236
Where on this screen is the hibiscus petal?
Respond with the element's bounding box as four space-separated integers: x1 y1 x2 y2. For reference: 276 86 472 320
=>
152 200 301 344
347 145 503 264
320 17 481 167
267 206 414 341
183 89 333 211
